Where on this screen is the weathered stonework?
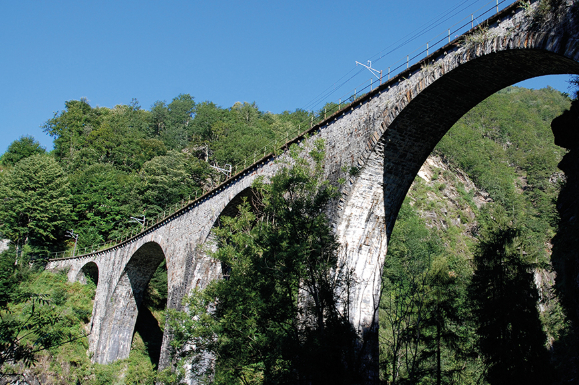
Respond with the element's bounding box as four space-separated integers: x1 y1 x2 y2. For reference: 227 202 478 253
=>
46 1 579 382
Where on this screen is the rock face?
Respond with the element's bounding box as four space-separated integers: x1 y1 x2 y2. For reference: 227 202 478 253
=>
548 91 579 381
552 100 579 150
45 0 579 382
552 100 579 332
413 154 491 231
0 240 8 254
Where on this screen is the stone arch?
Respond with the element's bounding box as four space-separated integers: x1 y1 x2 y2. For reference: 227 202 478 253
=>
217 186 260 223
93 241 166 364
75 261 99 286
337 14 579 377
73 261 100 340
378 48 579 235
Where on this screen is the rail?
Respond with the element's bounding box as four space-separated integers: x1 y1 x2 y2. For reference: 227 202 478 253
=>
48 0 522 261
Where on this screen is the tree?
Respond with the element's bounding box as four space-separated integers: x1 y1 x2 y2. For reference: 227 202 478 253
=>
380 200 480 385
469 220 553 384
0 136 46 167
151 94 195 150
68 162 139 246
380 202 445 384
415 256 475 385
189 101 226 141
82 104 165 172
0 293 65 375
0 249 84 380
42 98 104 166
167 140 360 384
136 151 209 216
0 154 72 252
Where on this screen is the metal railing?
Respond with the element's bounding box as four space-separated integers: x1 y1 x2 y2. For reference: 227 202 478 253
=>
48 0 521 261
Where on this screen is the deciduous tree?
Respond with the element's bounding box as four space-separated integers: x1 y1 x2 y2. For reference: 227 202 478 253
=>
0 154 72 252
167 140 360 384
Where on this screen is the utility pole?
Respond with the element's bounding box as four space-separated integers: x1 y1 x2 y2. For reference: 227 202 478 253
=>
130 215 146 230
65 230 79 258
356 60 383 85
209 163 232 178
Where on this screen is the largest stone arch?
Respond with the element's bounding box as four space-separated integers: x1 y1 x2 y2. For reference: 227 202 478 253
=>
46 0 579 382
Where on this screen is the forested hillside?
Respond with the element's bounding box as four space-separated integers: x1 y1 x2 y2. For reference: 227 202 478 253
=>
0 86 576 384
381 86 573 384
0 96 313 256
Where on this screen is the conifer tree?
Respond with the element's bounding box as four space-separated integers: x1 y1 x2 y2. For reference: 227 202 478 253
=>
469 222 553 384
0 136 45 167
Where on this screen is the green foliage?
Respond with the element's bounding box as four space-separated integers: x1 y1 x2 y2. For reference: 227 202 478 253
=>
0 294 64 370
24 94 315 255
436 86 568 266
0 136 46 167
0 85 571 382
0 154 72 252
381 86 569 384
0 260 89 378
151 94 196 149
0 264 162 384
380 201 479 384
143 260 168 311
167 141 360 384
469 219 553 384
68 162 138 244
43 98 105 166
0 250 18 307
436 86 566 202
136 151 209 216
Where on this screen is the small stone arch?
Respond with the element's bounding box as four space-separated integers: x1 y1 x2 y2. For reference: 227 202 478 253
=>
75 261 99 286
93 242 166 364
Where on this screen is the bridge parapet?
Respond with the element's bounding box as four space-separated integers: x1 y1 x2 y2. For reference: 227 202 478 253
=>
47 0 537 264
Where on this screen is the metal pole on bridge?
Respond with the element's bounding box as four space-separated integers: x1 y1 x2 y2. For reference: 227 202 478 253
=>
65 230 79 258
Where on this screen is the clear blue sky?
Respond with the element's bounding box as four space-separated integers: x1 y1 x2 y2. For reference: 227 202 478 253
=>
1 0 574 154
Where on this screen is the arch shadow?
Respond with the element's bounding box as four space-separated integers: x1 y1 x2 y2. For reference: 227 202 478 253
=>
217 187 260 223
205 187 260 282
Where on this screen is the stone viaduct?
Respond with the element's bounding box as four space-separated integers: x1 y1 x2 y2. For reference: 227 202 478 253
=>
47 0 579 382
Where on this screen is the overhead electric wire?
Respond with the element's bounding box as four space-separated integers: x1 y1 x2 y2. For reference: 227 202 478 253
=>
301 67 366 111
380 0 505 69
370 0 489 65
301 0 487 111
55 0 520 259
302 0 513 113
